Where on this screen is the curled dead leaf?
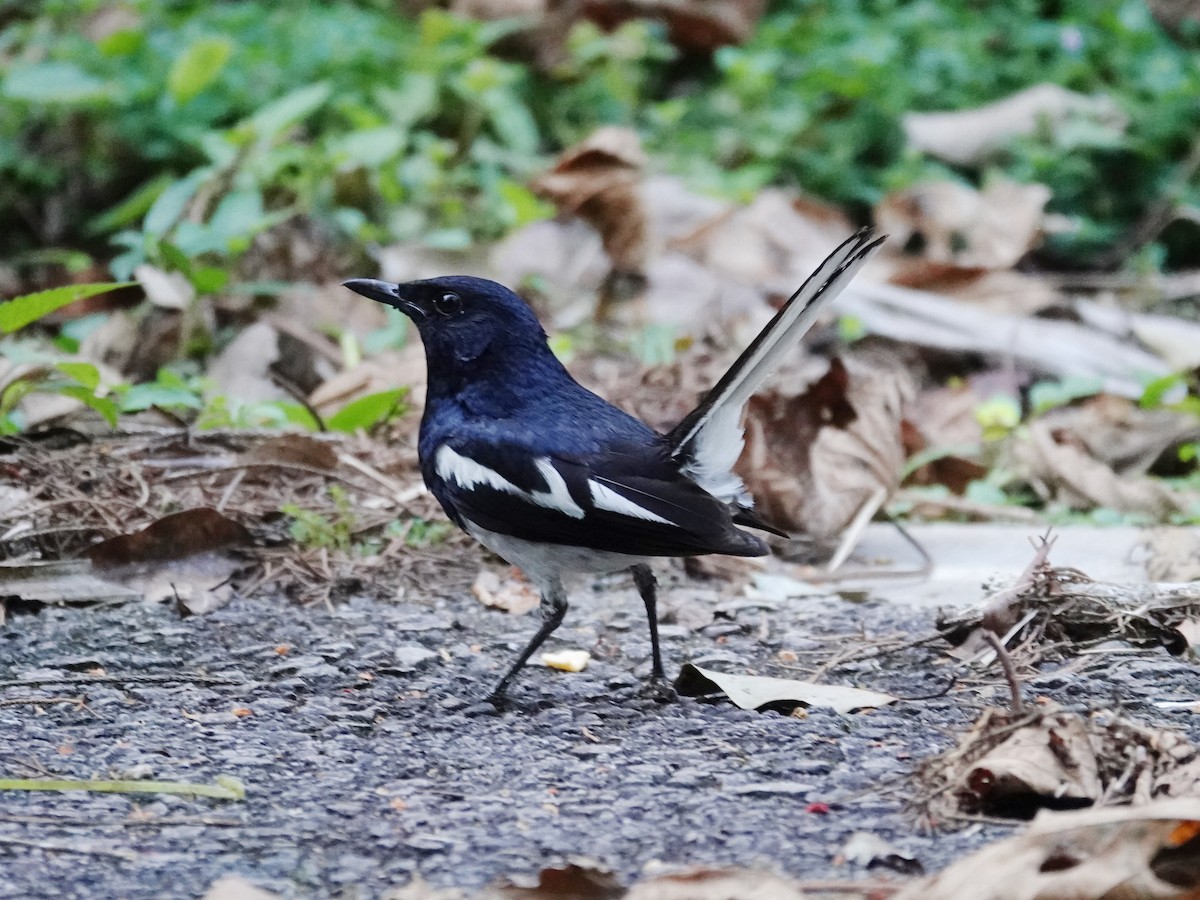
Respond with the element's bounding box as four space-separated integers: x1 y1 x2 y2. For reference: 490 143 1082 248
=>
895 800 1200 900
581 0 766 51
1010 420 1198 518
902 83 1127 167
965 711 1102 812
675 663 896 714
737 356 910 538
532 126 649 275
876 179 1051 269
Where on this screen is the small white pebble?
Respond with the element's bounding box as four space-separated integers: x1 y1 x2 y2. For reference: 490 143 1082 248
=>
541 650 590 672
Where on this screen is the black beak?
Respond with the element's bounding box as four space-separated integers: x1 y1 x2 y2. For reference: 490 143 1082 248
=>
341 278 424 318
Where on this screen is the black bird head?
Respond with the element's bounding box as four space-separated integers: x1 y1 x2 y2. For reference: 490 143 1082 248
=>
343 275 550 366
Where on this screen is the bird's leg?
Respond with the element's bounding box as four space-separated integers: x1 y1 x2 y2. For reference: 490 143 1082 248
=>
631 564 664 680
488 582 567 704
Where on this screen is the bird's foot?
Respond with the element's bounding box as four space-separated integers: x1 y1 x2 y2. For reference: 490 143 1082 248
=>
638 676 678 704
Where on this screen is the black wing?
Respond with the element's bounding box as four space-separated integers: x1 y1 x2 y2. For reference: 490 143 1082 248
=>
426 436 767 559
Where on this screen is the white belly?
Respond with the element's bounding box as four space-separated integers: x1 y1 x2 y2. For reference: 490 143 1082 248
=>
464 522 646 594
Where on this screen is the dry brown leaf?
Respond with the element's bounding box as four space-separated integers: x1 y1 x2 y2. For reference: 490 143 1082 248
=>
580 0 766 51
1010 420 1197 517
497 863 623 899
902 83 1128 167
472 569 539 616
86 508 251 568
491 218 609 318
675 188 853 288
1037 394 1200 477
206 321 287 403
532 126 649 275
238 434 339 471
309 349 425 418
888 263 1061 316
876 179 1051 269
737 357 910 538
901 385 988 494
965 710 1102 810
623 868 808 900
895 800 1200 900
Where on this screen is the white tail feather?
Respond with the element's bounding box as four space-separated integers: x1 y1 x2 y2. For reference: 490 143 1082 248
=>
671 230 884 501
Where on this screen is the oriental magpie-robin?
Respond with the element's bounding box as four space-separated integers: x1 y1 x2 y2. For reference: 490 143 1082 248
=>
344 229 883 702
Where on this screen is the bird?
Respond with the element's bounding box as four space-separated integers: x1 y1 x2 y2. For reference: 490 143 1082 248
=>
343 228 884 703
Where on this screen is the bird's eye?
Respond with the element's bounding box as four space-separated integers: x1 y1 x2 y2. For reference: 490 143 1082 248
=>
433 292 462 316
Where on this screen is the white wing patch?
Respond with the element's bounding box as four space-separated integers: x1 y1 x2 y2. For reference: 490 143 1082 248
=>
588 479 674 525
435 446 585 520
436 445 523 495
531 458 585 519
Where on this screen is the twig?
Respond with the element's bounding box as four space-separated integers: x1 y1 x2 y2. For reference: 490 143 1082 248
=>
0 673 246 689
980 530 1056 633
268 369 327 432
0 695 85 710
981 630 1024 713
804 513 932 583
0 836 136 861
891 490 1043 523
217 469 246 514
827 486 888 574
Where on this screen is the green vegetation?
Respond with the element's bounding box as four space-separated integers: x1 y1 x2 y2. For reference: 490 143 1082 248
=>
3 0 1198 274
1 0 1198 524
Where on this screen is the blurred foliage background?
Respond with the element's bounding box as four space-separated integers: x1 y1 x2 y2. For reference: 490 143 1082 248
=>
3 0 1199 284
1 0 1199 526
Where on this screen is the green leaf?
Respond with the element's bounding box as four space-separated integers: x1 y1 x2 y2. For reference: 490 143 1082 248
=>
143 172 207 238
120 382 203 413
88 173 175 236
3 62 109 103
327 389 408 432
0 283 134 334
247 82 333 139
482 90 539 154
167 36 233 104
1140 373 1184 409
56 386 119 427
206 190 265 246
191 267 230 294
157 240 194 276
497 179 551 227
54 362 101 390
331 128 405 168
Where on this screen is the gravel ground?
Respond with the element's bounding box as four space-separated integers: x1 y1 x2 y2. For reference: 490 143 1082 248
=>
1 565 1197 900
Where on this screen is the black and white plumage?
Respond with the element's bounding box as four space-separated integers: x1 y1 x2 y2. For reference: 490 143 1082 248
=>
343 228 884 702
